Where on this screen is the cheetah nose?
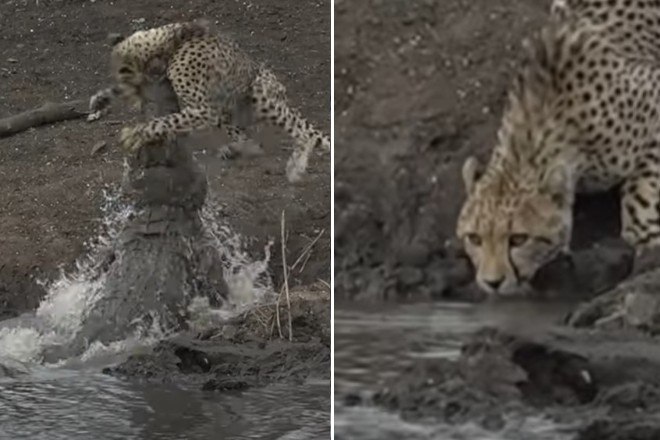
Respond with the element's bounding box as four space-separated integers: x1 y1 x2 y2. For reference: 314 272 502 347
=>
484 278 504 291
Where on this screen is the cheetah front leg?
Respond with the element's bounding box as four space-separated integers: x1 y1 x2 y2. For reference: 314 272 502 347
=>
120 60 219 152
120 104 219 152
620 170 660 250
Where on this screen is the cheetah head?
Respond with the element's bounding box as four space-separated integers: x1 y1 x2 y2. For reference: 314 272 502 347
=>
456 156 575 296
110 38 147 109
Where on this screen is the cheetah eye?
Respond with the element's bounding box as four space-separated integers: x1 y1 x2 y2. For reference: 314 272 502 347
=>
466 233 482 247
509 234 529 248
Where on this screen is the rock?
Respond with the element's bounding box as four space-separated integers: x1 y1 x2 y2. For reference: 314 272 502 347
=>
567 267 660 332
394 266 424 287
343 392 364 407
90 140 107 155
532 238 633 299
202 378 250 391
577 419 660 440
596 382 660 410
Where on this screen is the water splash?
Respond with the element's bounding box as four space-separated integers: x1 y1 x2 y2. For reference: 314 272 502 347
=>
199 198 275 306
0 187 274 366
183 197 276 333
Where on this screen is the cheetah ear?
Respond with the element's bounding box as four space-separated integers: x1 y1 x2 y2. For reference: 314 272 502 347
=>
462 156 483 194
541 162 574 206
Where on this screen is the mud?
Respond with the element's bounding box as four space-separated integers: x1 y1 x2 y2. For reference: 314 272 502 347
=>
338 325 660 438
0 0 330 315
106 284 331 389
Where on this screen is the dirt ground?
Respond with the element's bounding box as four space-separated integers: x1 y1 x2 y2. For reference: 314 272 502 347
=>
0 0 330 316
335 0 561 299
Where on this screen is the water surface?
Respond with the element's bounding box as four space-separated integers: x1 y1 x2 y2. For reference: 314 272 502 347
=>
0 365 329 440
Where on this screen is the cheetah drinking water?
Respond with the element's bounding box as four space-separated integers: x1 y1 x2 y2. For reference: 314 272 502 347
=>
456 0 660 295
90 20 330 182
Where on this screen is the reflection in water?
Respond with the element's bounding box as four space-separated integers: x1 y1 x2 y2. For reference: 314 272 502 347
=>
334 301 576 440
0 368 329 440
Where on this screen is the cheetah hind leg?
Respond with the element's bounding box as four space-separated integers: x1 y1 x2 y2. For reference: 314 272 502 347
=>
284 119 330 182
254 97 329 182
620 169 660 252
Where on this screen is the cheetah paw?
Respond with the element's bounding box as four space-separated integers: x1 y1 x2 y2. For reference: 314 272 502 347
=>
320 136 331 152
216 145 236 160
120 124 148 153
286 150 309 183
229 138 263 157
87 88 113 122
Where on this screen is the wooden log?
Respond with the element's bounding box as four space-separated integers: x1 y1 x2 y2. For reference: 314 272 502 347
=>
0 99 87 138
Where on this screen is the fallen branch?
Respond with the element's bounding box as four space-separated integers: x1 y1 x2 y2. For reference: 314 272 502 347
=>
291 228 325 273
0 99 88 138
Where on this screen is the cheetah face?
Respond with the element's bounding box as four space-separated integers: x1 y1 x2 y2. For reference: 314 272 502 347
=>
456 156 574 296
110 49 145 108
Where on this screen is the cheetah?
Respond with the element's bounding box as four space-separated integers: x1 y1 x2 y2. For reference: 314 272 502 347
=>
90 21 330 182
456 0 660 296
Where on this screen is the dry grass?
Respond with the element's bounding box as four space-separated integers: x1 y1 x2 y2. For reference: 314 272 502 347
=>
239 218 329 342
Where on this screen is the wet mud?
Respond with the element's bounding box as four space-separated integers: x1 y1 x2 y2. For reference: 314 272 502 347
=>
106 284 331 390
341 317 660 438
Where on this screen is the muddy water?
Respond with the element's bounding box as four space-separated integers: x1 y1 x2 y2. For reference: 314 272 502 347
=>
0 365 329 440
334 301 578 440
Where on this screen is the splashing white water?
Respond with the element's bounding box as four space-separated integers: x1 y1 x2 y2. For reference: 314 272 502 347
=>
199 197 275 307
0 187 274 366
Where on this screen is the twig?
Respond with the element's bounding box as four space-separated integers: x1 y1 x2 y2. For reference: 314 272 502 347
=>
281 210 293 342
270 306 278 338
275 284 283 339
291 228 325 272
298 249 314 274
